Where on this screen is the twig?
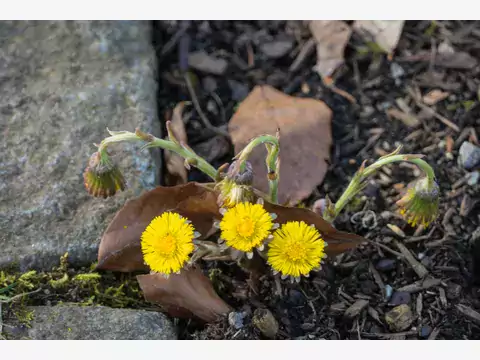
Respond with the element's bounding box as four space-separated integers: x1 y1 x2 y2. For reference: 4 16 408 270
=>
183 73 230 138
394 240 429 278
369 262 386 299
0 303 3 335
289 38 316 73
365 239 405 259
0 288 41 304
417 103 460 132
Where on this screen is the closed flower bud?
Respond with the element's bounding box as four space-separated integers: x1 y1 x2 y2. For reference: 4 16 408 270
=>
396 177 439 227
83 152 126 198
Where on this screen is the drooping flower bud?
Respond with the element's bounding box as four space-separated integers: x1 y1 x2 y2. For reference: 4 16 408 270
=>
216 160 255 208
396 177 440 227
83 152 126 198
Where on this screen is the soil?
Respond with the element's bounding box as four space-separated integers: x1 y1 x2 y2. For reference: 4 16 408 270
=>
152 20 480 340
3 20 479 340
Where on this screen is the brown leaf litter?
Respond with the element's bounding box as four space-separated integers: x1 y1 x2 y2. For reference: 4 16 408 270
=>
228 85 333 206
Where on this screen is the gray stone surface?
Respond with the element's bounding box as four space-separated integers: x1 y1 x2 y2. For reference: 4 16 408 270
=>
3 305 177 340
0 21 161 271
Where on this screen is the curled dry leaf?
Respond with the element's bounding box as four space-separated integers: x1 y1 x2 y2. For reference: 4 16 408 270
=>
353 20 405 54
165 102 189 186
137 267 232 322
262 200 366 257
309 20 352 78
228 85 332 206
96 182 220 272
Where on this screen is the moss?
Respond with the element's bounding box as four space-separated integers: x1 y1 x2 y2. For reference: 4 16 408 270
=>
73 273 102 287
14 307 35 328
49 273 69 289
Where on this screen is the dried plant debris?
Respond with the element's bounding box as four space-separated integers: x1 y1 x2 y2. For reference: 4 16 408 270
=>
353 20 405 54
309 20 352 78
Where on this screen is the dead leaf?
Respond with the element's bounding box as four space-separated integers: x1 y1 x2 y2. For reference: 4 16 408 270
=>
137 267 232 322
353 20 405 54
262 201 366 257
423 89 450 106
309 20 352 78
96 182 220 272
165 102 189 186
386 108 420 128
228 85 332 205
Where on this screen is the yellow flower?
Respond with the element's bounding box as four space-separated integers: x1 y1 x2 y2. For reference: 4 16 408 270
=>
396 177 439 227
267 221 327 280
219 202 275 255
141 212 198 276
83 152 125 198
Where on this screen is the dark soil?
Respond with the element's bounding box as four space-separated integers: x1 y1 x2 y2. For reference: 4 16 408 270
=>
151 20 480 340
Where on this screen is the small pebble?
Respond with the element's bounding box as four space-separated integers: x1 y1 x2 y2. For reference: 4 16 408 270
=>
467 171 479 186
259 39 294 59
228 312 246 330
376 258 396 272
385 285 394 300
385 304 414 332
446 283 462 300
419 325 432 338
458 141 480 170
389 291 411 306
252 308 279 339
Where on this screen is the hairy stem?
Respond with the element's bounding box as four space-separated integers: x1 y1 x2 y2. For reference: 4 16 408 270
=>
235 134 280 203
98 128 217 180
324 153 436 223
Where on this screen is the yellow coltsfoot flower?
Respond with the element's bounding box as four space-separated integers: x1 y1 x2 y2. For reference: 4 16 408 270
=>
218 201 277 259
83 152 126 198
267 221 327 282
141 212 200 277
396 177 440 228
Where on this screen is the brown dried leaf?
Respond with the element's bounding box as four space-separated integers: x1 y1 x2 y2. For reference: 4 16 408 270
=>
137 267 232 322
96 182 220 272
165 102 189 186
423 89 450 106
309 20 352 78
228 85 332 206
262 201 366 257
353 20 405 54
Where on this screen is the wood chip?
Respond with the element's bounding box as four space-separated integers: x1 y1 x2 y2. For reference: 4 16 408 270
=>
344 299 370 319
428 327 441 340
394 240 429 278
439 288 448 308
397 278 442 293
455 304 480 325
423 89 450 105
386 108 420 128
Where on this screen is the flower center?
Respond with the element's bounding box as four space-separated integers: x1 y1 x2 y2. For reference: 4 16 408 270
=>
237 218 255 237
285 242 307 261
156 234 177 255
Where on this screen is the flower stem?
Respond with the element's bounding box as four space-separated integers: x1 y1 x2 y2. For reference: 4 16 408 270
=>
98 127 217 180
324 151 436 223
235 134 280 203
